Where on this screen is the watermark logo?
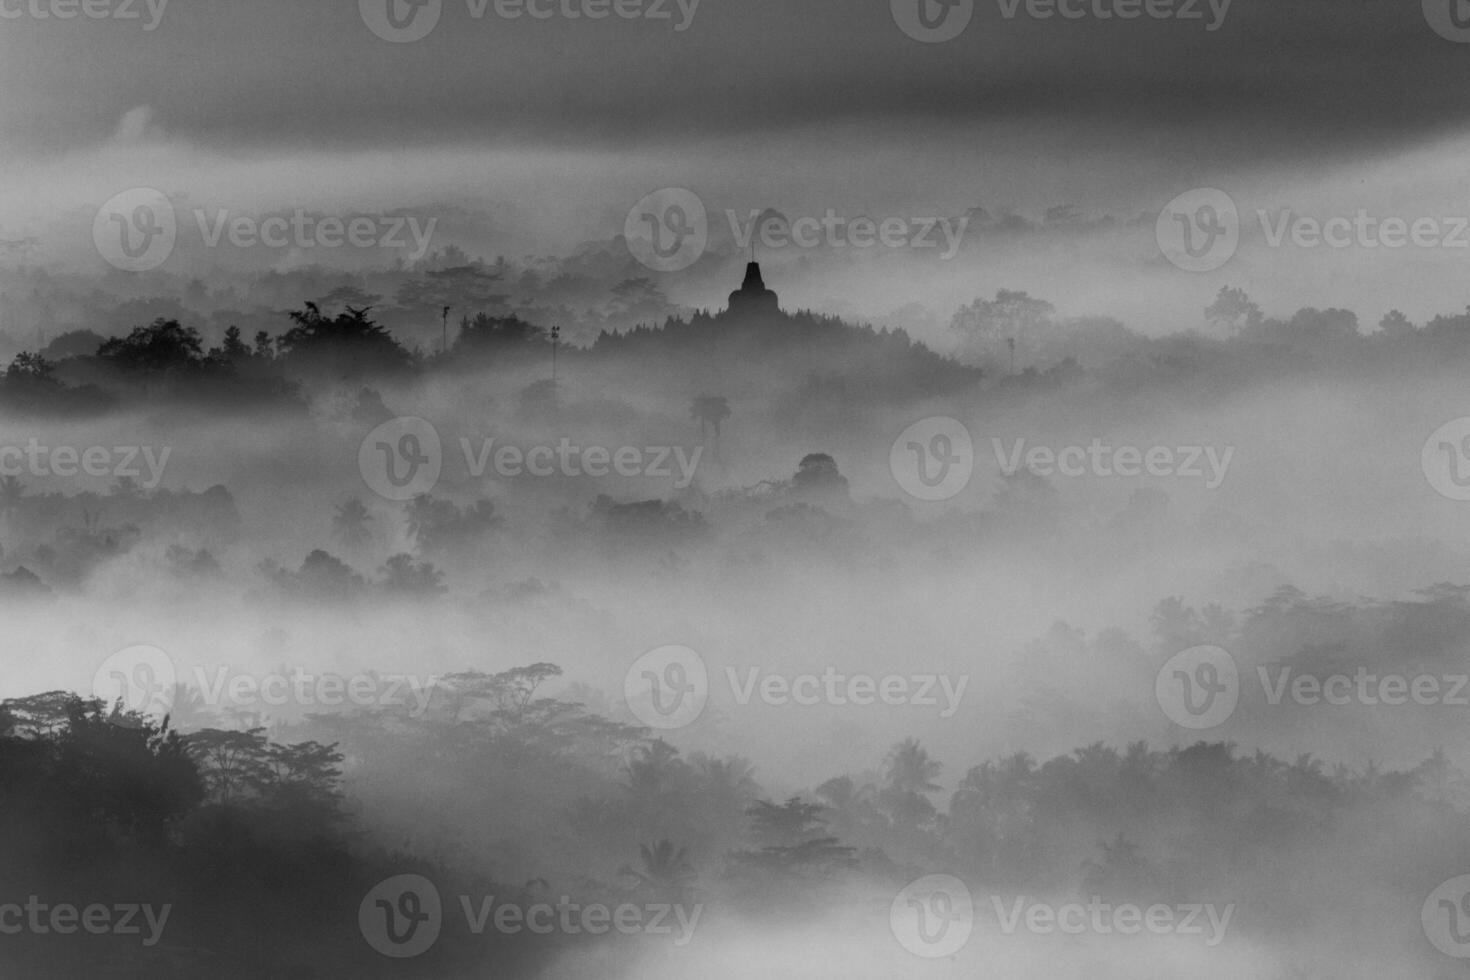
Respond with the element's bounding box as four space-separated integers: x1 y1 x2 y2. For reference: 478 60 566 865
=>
0 441 171 488
459 895 701 943
891 417 975 502
625 188 708 273
1423 418 1470 501
360 417 443 502
892 0 973 42
992 896 1234 946
995 0 1231 29
0 0 168 29
92 645 177 725
891 874 974 958
624 645 708 730
0 899 171 946
193 209 436 261
362 0 699 41
728 209 968 260
996 438 1234 488
726 668 968 717
1259 666 1470 707
1257 209 1470 251
191 667 439 718
1424 0 1470 42
361 877 701 953
459 437 702 489
626 193 968 270
360 875 443 959
1156 645 1239 730
1157 188 1239 273
93 188 176 273
360 0 442 42
1425 876 1470 958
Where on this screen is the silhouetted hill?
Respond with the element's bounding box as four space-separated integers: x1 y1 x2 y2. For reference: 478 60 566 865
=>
593 306 979 398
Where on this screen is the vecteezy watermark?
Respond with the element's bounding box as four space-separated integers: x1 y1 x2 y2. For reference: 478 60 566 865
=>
1160 189 1470 271
0 441 170 489
193 209 436 262
1422 417 1470 501
892 0 1231 43
360 417 443 503
625 189 968 272
891 417 976 502
1259 666 1470 708
459 896 701 946
996 438 1235 489
1424 875 1470 958
360 876 443 959
359 875 701 959
93 646 440 722
1156 188 1240 273
1157 644 1470 730
1156 645 1239 730
93 644 177 725
991 896 1235 947
622 646 968 731
189 666 439 718
727 209 969 262
459 437 702 490
892 0 974 42
93 188 176 273
1280 666 1470 707
359 418 704 502
1256 209 1470 251
1424 0 1470 42
625 645 709 730
625 188 710 273
891 875 975 958
726 667 969 718
93 190 436 271
359 0 701 43
890 419 1233 500
0 0 168 29
992 0 1232 29
0 898 172 947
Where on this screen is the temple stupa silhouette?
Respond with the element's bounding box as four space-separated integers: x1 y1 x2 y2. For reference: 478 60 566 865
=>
726 244 780 316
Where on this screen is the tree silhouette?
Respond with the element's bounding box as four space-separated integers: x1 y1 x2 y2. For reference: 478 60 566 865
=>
619 839 698 903
277 303 414 378
96 319 206 376
689 395 732 460
0 475 26 522
404 495 504 556
880 738 942 841
1205 285 1265 335
331 498 373 550
378 553 446 596
186 728 273 804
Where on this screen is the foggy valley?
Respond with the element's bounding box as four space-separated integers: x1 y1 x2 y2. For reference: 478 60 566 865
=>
5 1 1470 978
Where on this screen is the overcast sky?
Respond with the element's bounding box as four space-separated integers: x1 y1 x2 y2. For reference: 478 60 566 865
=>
4 0 1470 326
3 0 1463 156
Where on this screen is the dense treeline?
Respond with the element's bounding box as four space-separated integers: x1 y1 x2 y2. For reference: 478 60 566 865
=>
2 659 1466 977
13 279 1470 419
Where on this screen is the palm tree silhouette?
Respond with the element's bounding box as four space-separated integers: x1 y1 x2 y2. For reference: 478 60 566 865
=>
885 738 942 795
619 839 698 903
331 498 373 550
881 738 943 835
689 395 732 460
